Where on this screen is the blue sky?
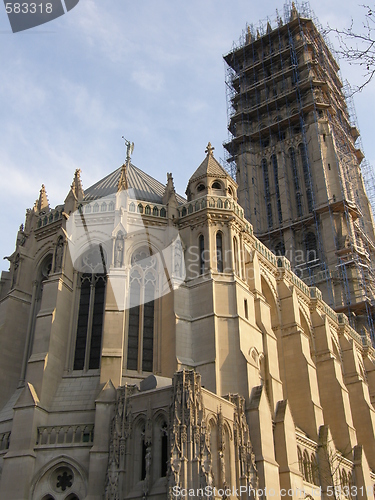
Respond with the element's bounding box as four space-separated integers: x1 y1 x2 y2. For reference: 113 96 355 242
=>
1 0 374 272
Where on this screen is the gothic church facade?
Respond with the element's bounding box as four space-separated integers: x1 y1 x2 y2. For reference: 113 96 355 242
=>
0 145 375 499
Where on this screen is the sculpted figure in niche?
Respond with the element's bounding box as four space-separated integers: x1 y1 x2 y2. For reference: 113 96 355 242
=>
54 237 64 273
114 234 124 268
11 254 20 288
219 450 226 486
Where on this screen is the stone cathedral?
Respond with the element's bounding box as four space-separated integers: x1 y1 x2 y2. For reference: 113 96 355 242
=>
0 141 375 500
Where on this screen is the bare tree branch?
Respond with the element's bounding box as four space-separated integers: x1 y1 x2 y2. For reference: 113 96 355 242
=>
326 5 375 93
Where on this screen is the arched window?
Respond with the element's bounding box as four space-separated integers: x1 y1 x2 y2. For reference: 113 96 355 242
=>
129 202 135 212
311 454 319 485
216 232 223 273
296 192 303 217
305 232 317 262
289 147 303 218
199 235 205 275
133 420 147 484
152 206 159 216
73 247 107 371
152 418 169 479
341 469 350 497
160 208 166 217
137 204 144 214
126 248 156 372
297 447 303 475
303 450 312 483
212 181 222 190
299 143 313 212
145 205 151 215
348 473 354 499
272 154 282 224
261 158 273 228
233 237 239 275
197 183 205 192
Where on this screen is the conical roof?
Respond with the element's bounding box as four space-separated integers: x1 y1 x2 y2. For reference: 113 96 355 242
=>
84 163 185 205
188 143 230 184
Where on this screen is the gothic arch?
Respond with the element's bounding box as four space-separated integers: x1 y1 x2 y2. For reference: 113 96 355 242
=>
331 336 343 367
125 246 159 373
30 456 87 500
357 355 368 384
124 240 161 269
130 415 147 486
260 274 281 328
299 308 316 359
249 347 260 368
152 411 169 480
73 241 109 275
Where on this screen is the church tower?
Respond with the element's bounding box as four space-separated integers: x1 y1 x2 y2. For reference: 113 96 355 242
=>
224 2 375 342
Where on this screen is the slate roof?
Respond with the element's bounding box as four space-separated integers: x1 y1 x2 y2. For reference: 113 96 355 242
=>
188 151 230 184
84 163 186 205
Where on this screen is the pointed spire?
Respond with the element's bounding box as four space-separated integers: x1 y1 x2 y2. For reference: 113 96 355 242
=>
117 164 128 192
205 142 215 156
71 169 84 200
266 21 272 34
162 172 177 205
276 9 283 27
35 184 49 212
246 25 253 44
291 2 298 20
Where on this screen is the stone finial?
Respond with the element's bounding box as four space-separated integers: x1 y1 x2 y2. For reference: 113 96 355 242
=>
276 9 283 27
162 172 177 205
205 142 215 156
266 21 272 34
35 184 49 212
246 26 253 43
291 2 298 20
166 172 175 190
117 164 128 192
71 169 84 199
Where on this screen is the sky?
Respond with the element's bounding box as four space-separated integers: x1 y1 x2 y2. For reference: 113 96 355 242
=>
1 0 375 272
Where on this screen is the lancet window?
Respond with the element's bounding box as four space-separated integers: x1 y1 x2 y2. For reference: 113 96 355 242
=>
126 247 157 373
199 235 205 275
73 246 107 371
216 232 223 273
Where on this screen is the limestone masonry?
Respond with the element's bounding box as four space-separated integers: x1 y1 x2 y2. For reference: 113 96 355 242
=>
1 3 375 500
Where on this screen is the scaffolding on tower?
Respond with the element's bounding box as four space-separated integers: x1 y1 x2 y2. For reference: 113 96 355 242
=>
223 0 375 343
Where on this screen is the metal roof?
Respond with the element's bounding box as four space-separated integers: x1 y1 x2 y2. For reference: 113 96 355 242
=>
84 163 186 205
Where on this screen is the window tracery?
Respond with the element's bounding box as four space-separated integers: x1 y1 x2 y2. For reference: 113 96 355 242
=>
73 246 107 371
126 248 157 372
